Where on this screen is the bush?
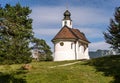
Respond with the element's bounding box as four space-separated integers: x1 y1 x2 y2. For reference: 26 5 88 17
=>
37 54 53 61
38 55 46 61
45 55 53 61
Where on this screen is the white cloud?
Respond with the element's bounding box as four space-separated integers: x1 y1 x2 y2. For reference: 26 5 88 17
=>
89 41 111 51
30 6 64 25
30 6 111 28
79 27 103 38
30 6 110 38
71 7 110 25
33 28 60 36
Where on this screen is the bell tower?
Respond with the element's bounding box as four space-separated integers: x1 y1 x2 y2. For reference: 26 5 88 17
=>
62 10 72 28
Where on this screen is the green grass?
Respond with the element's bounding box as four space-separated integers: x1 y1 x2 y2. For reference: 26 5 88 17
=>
1 55 120 83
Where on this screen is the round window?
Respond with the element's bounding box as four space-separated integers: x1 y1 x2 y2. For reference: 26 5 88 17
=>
60 42 64 46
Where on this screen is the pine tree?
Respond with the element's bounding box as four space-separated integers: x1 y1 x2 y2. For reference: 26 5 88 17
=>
104 7 120 53
0 3 33 64
31 38 53 61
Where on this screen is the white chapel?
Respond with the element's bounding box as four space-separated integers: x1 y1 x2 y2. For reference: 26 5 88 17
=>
52 10 90 61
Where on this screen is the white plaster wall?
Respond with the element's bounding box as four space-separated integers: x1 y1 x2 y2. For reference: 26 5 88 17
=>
54 41 75 61
78 45 84 59
84 47 90 59
53 40 90 61
75 41 79 59
78 46 90 59
62 20 72 28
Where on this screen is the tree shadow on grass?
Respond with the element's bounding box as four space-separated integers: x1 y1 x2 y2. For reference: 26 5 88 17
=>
85 55 120 83
0 70 27 83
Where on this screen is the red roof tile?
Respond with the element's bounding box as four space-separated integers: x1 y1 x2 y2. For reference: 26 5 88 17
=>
70 28 90 43
52 26 90 43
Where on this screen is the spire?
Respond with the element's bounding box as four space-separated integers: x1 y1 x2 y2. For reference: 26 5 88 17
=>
66 0 68 10
62 10 72 28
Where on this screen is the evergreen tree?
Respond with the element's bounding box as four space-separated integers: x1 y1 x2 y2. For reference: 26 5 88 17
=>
104 7 120 53
31 38 53 61
0 3 33 64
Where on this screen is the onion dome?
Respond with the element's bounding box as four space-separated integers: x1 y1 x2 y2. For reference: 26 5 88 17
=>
63 10 71 20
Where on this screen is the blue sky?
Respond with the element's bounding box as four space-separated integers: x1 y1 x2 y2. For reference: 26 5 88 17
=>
1 0 120 51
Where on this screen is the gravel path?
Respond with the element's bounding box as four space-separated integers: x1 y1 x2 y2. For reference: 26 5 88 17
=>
50 61 81 68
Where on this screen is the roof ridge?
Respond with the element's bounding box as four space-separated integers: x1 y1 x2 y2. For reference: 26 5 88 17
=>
51 26 65 41
71 28 90 43
68 28 79 39
52 25 77 41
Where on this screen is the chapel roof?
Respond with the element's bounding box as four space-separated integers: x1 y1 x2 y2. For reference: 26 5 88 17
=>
52 25 90 43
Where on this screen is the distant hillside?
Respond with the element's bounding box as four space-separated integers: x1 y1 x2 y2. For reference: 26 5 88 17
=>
89 50 111 58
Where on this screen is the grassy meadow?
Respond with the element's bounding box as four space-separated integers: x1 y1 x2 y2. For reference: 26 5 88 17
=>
0 55 120 83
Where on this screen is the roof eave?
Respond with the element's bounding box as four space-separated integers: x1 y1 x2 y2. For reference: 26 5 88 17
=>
52 38 77 43
78 39 90 44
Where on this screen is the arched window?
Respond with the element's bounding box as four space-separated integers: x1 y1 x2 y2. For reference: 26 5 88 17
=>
84 44 88 51
70 21 71 25
71 43 73 49
64 21 67 25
